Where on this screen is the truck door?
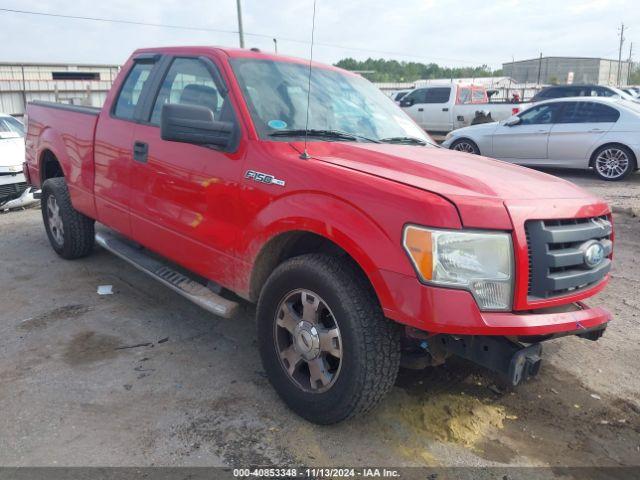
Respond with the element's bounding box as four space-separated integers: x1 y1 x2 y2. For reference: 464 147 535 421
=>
400 89 428 128
420 87 453 133
128 56 245 284
492 103 562 163
94 56 159 236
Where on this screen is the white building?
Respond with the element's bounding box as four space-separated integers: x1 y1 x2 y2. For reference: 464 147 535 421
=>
0 62 120 118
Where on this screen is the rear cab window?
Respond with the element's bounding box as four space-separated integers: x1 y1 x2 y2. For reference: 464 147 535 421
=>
112 62 155 120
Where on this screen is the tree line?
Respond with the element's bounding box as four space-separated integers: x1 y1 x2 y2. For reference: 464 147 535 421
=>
334 57 503 83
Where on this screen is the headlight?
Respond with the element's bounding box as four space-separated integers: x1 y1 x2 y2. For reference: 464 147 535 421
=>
403 226 514 311
444 132 454 142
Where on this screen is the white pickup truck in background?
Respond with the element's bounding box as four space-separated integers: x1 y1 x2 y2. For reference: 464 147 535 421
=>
399 83 529 135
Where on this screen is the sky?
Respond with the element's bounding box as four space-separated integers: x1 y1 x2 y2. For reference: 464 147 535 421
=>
0 0 638 68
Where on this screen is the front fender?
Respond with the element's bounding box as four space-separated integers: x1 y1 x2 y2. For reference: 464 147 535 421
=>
238 189 459 317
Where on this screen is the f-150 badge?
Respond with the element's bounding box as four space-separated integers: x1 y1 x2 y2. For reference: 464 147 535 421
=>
244 170 285 187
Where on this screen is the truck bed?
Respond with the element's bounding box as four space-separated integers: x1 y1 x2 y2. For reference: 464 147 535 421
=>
25 101 100 218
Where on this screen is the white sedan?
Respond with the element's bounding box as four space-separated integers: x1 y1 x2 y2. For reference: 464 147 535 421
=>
442 97 640 181
0 113 39 210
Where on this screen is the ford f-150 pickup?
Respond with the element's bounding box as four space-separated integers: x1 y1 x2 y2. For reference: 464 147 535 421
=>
24 46 613 424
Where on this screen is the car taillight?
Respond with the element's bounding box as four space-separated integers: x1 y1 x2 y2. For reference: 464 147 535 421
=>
512 107 520 115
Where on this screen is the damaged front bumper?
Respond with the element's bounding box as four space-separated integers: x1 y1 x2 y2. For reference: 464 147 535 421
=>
1 185 40 210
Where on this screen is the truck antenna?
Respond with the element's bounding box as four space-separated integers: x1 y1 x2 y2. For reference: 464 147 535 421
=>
299 0 317 160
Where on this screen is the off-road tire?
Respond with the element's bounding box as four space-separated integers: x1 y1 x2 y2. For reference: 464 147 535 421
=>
41 177 95 259
257 254 401 424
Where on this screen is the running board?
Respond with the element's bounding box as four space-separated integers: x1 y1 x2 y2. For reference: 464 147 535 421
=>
95 231 239 318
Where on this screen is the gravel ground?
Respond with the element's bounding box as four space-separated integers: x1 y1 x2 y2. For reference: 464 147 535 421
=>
0 169 639 469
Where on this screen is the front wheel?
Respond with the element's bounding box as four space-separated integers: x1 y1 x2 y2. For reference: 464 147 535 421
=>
592 145 636 181
257 254 401 424
450 138 480 155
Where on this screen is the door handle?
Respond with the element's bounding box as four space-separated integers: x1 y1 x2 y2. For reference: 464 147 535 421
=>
133 141 148 163
442 108 449 112
418 108 424 112
589 128 604 133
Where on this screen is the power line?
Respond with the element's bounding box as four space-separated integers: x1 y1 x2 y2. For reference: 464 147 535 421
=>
0 7 487 66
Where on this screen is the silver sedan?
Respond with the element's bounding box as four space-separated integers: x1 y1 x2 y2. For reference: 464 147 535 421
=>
442 97 640 181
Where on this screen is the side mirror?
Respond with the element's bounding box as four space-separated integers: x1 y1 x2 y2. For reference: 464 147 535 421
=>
161 103 234 148
503 115 521 127
400 98 414 107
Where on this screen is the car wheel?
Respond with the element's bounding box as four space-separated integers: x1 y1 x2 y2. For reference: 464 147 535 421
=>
592 145 636 181
257 254 401 424
41 177 95 259
450 138 480 155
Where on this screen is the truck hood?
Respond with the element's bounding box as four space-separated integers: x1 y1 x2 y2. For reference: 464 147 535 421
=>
0 137 25 168
290 141 605 229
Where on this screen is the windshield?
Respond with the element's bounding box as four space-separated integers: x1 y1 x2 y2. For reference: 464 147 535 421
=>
230 58 431 144
0 116 25 138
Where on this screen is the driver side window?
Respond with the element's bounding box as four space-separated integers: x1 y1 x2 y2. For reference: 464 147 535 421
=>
149 58 227 126
403 89 427 104
518 104 561 125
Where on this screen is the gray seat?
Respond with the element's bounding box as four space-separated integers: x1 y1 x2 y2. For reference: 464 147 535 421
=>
179 84 219 116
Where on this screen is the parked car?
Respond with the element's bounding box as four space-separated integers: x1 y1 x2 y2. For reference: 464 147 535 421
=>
622 87 640 98
25 47 613 424
442 97 640 181
390 89 411 103
0 114 39 210
400 83 527 134
531 84 639 104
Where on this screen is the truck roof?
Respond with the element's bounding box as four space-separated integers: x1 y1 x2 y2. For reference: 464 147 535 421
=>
131 46 352 75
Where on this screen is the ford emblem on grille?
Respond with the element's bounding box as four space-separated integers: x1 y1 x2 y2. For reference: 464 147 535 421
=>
582 241 605 268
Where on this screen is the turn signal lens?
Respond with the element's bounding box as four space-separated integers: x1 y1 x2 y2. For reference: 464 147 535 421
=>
403 227 433 281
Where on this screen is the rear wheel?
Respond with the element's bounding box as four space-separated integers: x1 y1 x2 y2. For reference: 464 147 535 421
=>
41 178 95 259
450 138 480 155
257 254 401 424
592 145 636 181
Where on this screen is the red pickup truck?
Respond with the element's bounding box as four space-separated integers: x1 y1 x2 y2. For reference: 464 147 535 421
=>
24 46 613 424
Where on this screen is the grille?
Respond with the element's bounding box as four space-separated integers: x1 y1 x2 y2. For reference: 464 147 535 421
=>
525 216 612 299
0 182 28 200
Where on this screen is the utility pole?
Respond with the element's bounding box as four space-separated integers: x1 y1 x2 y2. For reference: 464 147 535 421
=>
627 42 633 86
617 22 625 86
273 38 278 54
537 52 543 86
236 0 245 48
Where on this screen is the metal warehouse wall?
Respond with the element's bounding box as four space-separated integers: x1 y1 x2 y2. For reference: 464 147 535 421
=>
0 63 120 117
502 57 630 86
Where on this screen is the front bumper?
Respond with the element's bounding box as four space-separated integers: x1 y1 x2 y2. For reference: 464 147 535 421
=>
380 269 610 337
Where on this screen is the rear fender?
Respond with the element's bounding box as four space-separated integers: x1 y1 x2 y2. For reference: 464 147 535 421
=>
36 127 96 217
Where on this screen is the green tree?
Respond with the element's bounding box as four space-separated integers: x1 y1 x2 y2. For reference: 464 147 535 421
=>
334 57 502 82
629 63 640 85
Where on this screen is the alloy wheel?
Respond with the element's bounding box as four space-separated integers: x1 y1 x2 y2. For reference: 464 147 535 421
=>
595 148 630 180
452 141 477 154
47 195 64 246
274 289 342 393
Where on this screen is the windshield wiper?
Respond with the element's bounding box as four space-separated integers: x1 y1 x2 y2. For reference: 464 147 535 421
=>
269 129 380 143
379 136 429 146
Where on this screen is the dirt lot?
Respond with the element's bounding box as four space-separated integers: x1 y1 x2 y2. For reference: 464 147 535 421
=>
1 169 639 469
